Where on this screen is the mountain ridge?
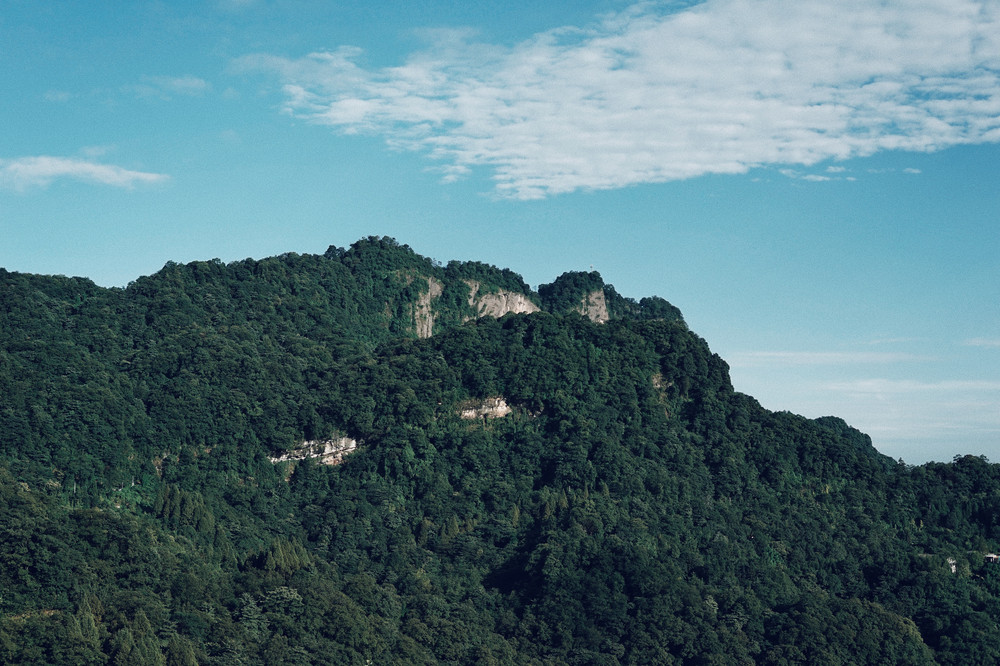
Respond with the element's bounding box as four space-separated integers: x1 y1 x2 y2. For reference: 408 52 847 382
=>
1 236 998 665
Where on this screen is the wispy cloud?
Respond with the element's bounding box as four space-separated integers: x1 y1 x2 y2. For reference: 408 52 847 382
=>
825 378 1000 394
244 0 1000 198
0 156 169 191
730 364 1000 459
44 90 73 103
864 337 921 346
834 380 1000 461
729 350 927 367
965 337 1000 348
129 75 211 99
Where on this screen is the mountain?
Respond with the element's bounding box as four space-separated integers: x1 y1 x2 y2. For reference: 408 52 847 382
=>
1 236 998 665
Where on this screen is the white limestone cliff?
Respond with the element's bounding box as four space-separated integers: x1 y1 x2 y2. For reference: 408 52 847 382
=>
269 437 358 466
414 276 444 338
577 289 609 323
459 397 512 420
464 280 540 320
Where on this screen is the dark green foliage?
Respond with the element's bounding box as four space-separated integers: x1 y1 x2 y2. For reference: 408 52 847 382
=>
538 270 605 314
443 259 532 297
538 271 684 323
1 239 998 664
606 288 685 323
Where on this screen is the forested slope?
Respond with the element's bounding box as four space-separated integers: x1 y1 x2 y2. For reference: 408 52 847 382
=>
1 237 998 665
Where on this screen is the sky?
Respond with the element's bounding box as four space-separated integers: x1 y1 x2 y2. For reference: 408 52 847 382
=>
2 0 999 464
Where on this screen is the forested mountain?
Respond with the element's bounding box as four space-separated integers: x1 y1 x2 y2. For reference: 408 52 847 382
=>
1 236 998 665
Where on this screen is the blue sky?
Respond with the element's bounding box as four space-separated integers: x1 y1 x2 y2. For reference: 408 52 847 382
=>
2 0 999 464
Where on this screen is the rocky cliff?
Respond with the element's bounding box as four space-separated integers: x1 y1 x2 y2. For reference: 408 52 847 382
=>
458 396 513 420
414 277 444 339
577 289 609 323
268 437 358 465
464 279 540 319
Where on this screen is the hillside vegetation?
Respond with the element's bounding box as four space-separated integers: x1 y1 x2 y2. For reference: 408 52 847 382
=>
1 237 998 665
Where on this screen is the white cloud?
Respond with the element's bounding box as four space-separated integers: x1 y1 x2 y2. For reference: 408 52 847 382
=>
44 90 72 103
729 366 1000 461
219 129 243 145
130 75 211 99
0 156 169 191
80 145 115 158
155 76 211 95
825 378 1000 394
729 350 927 367
965 337 1000 348
864 337 920 346
244 0 1000 198
820 378 1000 455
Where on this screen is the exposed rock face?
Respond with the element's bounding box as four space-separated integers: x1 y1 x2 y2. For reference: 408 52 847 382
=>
464 280 540 319
578 289 609 323
652 372 673 418
415 277 444 338
269 437 358 465
459 397 512 420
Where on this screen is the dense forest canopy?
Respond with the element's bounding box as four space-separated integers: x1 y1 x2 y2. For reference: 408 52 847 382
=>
1 236 998 665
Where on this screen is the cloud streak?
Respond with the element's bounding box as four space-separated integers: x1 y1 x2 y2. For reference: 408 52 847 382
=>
129 75 212 100
0 156 169 191
965 338 1000 348
729 350 928 367
825 378 1000 394
245 0 1000 198
820 378 1000 451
